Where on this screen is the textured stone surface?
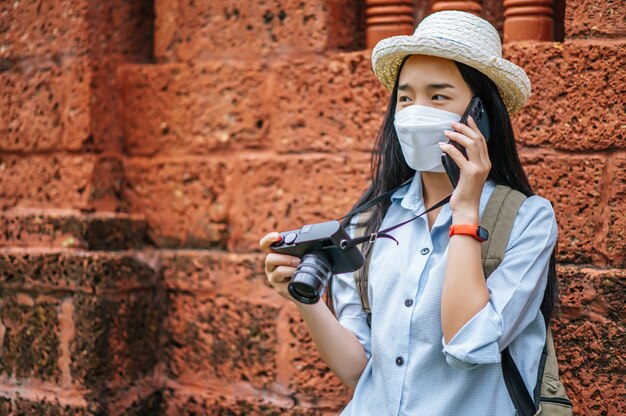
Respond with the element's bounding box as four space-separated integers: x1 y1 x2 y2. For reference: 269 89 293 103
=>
70 290 163 394
506 41 626 151
522 153 606 264
154 0 363 61
554 266 626 416
0 57 91 152
123 157 231 248
565 0 626 39
229 154 370 251
0 208 146 250
269 51 387 153
164 293 279 389
0 249 158 292
118 61 270 156
606 155 626 267
0 295 61 382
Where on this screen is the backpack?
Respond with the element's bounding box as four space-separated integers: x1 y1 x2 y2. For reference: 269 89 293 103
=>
353 185 573 416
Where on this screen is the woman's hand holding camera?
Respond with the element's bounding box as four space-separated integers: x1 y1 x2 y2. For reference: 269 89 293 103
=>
260 232 301 301
440 116 492 222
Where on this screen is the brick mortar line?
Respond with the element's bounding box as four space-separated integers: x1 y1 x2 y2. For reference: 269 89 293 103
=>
0 378 88 407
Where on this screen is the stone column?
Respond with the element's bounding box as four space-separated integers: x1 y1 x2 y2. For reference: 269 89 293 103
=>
503 0 554 42
431 0 482 15
365 0 415 49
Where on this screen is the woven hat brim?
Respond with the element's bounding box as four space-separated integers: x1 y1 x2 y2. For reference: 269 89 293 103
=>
372 35 531 113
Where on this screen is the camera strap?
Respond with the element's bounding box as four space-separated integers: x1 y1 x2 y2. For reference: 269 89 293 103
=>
338 178 451 249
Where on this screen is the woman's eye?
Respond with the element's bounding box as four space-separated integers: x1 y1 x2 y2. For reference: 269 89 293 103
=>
432 94 447 101
399 96 412 102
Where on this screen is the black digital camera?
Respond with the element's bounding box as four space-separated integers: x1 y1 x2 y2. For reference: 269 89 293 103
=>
270 220 365 304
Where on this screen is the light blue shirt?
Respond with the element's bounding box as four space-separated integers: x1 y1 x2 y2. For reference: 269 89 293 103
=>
332 174 558 416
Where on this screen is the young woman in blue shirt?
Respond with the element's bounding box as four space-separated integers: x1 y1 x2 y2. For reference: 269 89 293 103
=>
260 10 558 415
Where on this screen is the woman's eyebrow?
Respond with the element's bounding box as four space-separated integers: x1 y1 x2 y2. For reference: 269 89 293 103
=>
427 82 455 90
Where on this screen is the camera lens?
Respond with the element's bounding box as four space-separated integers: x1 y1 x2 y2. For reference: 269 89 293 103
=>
288 250 333 304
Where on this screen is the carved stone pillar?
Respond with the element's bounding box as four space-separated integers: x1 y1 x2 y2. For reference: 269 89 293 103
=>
504 0 554 42
365 0 415 49
431 1 482 15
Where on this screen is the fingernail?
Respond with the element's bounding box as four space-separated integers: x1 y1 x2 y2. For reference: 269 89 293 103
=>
438 142 447 148
292 258 301 266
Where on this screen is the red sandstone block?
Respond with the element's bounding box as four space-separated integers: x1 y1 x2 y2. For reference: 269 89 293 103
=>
154 0 361 61
228 153 371 251
9 398 90 415
162 389 321 416
70 291 163 393
0 249 158 292
160 251 265 293
605 155 626 267
123 157 231 248
281 303 352 410
0 0 88 59
118 61 270 156
506 41 626 151
0 57 91 152
553 266 625 415
269 51 388 153
521 153 606 263
565 0 626 39
0 294 61 383
0 154 97 210
164 293 280 389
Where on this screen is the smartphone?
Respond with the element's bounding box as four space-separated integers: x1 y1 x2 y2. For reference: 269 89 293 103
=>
441 96 491 188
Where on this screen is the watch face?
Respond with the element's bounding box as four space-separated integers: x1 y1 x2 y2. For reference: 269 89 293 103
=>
477 226 489 241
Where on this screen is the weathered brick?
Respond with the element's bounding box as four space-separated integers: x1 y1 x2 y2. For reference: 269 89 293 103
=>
269 51 387 153
123 157 230 248
565 0 626 39
160 251 264 293
164 293 279 389
0 250 158 293
0 294 60 382
606 155 626 267
229 154 370 251
70 291 163 395
154 0 362 61
162 389 321 416
119 389 166 416
12 397 91 416
118 61 269 156
281 304 351 411
506 42 626 151
522 153 606 263
0 155 96 210
0 57 91 152
0 208 146 251
553 266 625 416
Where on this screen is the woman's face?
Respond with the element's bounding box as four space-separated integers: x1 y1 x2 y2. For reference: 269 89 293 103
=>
395 54 473 115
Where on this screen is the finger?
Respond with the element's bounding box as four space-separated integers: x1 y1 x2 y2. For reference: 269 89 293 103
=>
266 253 301 268
259 232 282 253
443 130 480 162
467 116 490 165
439 141 469 170
452 120 482 141
268 265 297 286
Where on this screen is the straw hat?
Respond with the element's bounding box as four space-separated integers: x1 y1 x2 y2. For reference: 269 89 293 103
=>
371 10 531 113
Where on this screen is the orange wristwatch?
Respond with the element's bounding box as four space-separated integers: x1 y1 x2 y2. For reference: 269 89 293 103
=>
449 224 489 242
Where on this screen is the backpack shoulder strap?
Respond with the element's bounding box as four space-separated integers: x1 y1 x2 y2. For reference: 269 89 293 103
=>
480 185 527 278
353 211 373 326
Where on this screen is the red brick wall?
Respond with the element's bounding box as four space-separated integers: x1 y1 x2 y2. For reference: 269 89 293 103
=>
0 0 624 414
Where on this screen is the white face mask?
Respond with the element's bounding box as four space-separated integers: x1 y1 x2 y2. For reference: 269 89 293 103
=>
394 105 461 172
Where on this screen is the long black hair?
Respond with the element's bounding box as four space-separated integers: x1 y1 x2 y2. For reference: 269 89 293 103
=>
332 57 558 325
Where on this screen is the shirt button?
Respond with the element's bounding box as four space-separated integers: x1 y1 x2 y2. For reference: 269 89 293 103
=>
420 247 430 255
395 356 404 366
404 298 413 307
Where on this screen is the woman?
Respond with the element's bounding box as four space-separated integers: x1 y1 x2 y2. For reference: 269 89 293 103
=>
260 11 558 415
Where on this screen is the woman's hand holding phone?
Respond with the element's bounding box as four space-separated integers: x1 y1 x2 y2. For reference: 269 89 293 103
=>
439 116 491 223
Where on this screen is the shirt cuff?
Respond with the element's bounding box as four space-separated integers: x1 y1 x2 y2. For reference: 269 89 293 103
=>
441 301 503 370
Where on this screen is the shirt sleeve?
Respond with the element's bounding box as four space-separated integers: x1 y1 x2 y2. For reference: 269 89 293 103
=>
331 218 373 358
441 195 558 369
